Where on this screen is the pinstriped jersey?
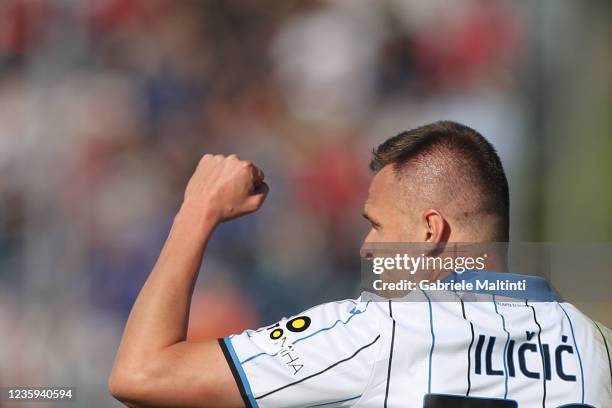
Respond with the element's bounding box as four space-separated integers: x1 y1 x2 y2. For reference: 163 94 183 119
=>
219 272 612 407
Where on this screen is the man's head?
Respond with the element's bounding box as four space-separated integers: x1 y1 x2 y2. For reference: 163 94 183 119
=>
363 120 509 244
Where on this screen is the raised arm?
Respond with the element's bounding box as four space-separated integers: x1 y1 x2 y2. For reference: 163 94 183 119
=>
109 154 268 408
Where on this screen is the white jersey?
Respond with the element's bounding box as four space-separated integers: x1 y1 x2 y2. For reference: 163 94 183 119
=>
220 272 612 407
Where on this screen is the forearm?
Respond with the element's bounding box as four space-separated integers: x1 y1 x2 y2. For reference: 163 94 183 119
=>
112 204 217 371
109 154 267 407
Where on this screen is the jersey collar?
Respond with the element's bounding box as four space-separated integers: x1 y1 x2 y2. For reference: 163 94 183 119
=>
440 271 560 302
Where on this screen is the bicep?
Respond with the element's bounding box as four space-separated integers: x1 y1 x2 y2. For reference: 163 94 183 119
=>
116 299 381 408
117 340 245 408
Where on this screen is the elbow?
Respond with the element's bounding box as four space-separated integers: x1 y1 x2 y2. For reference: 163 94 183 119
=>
108 366 149 404
108 369 126 401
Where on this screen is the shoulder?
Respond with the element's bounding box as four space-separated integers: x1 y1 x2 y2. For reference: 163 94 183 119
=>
223 298 388 407
258 297 384 345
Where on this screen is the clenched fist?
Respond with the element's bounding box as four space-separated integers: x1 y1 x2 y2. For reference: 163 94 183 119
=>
181 154 268 224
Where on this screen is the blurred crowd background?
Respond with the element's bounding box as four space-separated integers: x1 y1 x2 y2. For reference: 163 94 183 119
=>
0 0 610 406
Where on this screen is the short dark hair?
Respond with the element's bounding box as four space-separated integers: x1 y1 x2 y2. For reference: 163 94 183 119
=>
370 120 509 240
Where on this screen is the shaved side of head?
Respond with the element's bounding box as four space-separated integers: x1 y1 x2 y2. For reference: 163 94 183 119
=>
371 121 509 241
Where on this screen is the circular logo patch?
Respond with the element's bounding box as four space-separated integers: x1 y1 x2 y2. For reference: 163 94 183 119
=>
270 328 284 339
286 316 311 332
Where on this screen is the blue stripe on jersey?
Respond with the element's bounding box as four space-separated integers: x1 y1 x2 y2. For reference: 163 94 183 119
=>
559 303 585 403
493 294 511 399
240 301 372 365
241 350 274 365
422 289 436 394
305 395 361 407
222 337 260 408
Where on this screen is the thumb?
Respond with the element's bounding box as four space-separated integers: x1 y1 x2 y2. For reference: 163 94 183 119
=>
244 182 269 211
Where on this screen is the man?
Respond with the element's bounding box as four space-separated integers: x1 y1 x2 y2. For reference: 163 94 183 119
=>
109 121 611 407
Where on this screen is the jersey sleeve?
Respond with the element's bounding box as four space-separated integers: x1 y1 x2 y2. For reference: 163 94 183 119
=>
218 298 382 408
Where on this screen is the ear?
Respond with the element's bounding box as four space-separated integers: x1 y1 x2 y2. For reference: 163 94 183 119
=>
422 209 448 243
